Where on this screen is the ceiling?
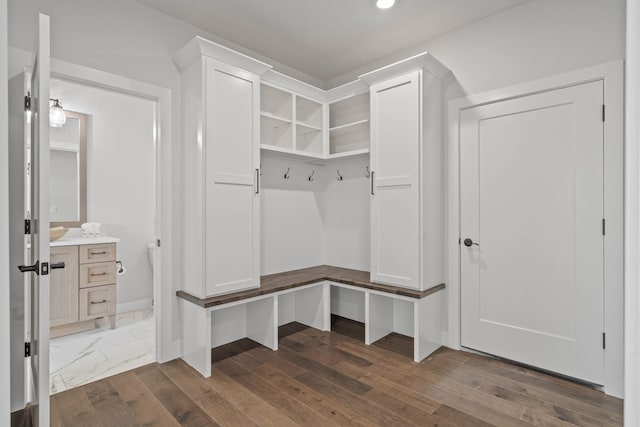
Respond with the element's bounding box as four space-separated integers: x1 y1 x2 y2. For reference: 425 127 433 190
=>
137 0 531 84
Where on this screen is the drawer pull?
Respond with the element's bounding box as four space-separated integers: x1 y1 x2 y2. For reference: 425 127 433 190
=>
90 251 107 255
90 299 107 305
90 272 107 276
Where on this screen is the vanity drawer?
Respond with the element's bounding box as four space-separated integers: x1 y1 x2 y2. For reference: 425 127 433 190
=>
79 285 116 321
80 243 116 264
80 261 116 288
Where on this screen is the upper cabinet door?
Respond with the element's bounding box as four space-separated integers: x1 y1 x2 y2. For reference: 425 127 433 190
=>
204 59 260 296
370 71 421 289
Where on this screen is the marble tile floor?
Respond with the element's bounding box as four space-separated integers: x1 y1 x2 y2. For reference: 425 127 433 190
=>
49 308 155 394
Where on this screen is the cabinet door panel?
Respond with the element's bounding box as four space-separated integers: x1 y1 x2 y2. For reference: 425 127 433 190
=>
50 246 79 327
205 61 260 296
370 72 420 289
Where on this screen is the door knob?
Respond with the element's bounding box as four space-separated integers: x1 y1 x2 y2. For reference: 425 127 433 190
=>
50 262 65 270
463 238 479 247
18 261 39 274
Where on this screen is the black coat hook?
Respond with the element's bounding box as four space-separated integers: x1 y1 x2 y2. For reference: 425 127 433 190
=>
308 170 315 181
337 170 343 181
284 167 290 179
365 166 371 178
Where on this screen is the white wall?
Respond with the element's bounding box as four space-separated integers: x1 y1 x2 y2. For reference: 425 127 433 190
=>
324 156 370 271
0 0 10 421
327 0 626 96
626 0 640 423
260 154 326 274
260 154 370 275
49 79 155 310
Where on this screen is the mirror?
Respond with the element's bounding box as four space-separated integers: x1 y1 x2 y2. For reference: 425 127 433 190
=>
49 110 87 227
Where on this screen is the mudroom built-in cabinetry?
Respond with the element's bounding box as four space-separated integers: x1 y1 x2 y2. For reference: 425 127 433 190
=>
175 36 450 375
175 37 272 298
362 55 450 291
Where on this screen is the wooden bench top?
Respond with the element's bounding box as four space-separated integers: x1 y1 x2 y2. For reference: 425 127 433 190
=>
176 265 446 308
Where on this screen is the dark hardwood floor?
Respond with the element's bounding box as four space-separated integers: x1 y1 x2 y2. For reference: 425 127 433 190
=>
49 318 623 426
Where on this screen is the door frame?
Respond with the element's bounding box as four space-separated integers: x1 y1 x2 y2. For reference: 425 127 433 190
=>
447 60 623 397
0 0 10 424
625 0 640 421
14 56 177 365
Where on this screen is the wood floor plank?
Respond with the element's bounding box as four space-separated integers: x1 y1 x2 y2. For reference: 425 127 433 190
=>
432 404 496 427
335 360 441 414
252 363 377 427
135 364 217 426
335 349 532 427
465 354 622 412
50 321 623 427
276 344 372 396
83 380 141 426
294 371 416 426
213 358 331 427
158 359 259 427
461 355 623 424
429 352 623 425
108 371 181 427
204 364 299 427
50 385 103 426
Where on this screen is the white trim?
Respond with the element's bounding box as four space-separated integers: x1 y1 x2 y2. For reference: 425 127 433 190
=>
625 0 640 422
0 0 10 422
447 60 624 397
40 57 178 364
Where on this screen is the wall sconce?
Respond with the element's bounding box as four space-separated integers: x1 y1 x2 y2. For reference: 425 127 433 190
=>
49 98 67 128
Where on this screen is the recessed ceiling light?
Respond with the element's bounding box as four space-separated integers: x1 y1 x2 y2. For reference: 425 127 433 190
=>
376 0 396 9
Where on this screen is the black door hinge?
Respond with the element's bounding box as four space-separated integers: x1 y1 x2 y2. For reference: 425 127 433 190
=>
157 239 161 248
602 104 605 122
24 219 32 235
602 332 606 349
24 92 31 111
25 342 31 357
602 218 606 236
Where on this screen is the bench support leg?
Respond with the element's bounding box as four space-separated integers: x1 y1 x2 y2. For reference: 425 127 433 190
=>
180 299 212 377
413 291 442 362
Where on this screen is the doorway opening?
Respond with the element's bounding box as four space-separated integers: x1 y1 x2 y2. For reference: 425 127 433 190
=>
45 77 157 394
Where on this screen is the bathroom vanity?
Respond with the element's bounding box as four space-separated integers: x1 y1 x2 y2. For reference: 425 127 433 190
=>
49 237 119 338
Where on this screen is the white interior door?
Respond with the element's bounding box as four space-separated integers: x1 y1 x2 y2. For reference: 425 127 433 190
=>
460 81 605 384
205 59 260 296
19 13 51 425
370 71 421 289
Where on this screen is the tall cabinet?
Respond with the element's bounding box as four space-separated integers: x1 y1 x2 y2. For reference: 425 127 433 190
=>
362 54 450 291
175 37 272 297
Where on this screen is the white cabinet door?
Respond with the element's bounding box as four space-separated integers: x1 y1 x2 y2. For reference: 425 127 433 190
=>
460 81 605 384
370 71 421 289
205 59 260 296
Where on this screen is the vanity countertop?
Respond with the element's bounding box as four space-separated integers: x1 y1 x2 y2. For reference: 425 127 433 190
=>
50 236 120 247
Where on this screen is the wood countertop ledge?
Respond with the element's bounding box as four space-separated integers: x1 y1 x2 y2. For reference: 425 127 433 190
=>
176 265 446 308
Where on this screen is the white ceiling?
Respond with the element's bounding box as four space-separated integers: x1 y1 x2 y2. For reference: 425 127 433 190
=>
137 0 530 84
